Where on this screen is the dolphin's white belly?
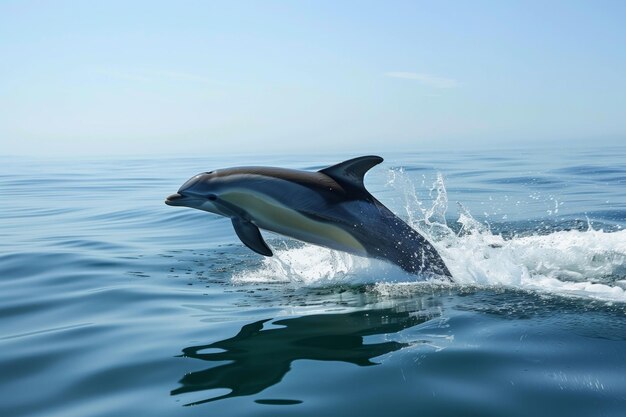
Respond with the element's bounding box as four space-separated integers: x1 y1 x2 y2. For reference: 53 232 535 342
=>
219 190 367 255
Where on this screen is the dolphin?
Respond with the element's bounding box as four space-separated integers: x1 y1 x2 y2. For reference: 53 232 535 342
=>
165 156 452 278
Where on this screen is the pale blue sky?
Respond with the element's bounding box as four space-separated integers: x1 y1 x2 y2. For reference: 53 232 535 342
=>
1 1 625 156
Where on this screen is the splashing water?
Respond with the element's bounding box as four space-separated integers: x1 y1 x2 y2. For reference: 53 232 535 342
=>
234 169 626 302
232 243 375 285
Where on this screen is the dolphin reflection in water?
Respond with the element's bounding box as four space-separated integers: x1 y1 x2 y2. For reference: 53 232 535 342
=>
171 308 436 405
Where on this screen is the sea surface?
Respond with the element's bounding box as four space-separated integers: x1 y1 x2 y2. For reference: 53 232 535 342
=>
1 144 626 417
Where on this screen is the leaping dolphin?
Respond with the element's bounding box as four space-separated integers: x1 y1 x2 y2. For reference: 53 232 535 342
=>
165 156 452 279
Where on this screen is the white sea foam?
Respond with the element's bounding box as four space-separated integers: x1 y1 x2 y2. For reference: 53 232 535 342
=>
233 170 626 303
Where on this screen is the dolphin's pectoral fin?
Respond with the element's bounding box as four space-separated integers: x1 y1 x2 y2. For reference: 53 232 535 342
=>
231 218 273 257
319 155 383 192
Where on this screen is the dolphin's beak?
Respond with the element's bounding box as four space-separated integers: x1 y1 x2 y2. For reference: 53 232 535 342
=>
165 193 186 206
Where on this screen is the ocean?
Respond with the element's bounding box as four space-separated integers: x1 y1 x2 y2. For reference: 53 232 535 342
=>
1 144 625 417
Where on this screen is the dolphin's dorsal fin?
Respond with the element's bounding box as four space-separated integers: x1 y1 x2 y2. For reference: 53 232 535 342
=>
231 218 273 256
319 156 383 191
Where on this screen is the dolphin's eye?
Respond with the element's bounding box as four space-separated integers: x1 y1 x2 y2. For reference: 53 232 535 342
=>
207 194 217 201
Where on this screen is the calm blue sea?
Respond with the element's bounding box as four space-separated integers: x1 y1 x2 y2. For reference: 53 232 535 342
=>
1 144 626 417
